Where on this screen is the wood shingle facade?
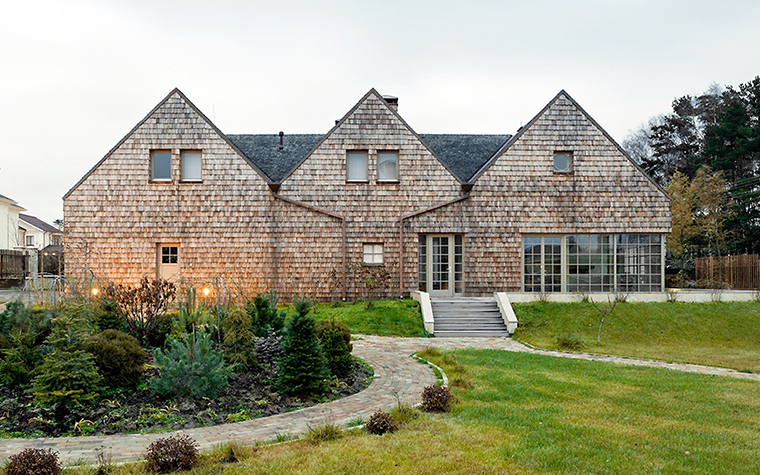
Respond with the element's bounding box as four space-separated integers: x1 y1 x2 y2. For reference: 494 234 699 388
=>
64 88 671 300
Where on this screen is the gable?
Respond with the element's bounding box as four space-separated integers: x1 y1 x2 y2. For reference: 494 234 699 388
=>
63 89 269 200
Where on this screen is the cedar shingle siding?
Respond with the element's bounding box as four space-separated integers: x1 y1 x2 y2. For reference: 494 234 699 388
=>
64 88 671 300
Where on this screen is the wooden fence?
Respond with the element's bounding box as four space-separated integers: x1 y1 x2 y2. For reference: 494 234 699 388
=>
0 249 26 288
695 254 760 290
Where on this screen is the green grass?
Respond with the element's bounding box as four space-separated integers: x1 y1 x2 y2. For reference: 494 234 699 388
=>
65 350 760 474
513 301 760 371
283 299 426 337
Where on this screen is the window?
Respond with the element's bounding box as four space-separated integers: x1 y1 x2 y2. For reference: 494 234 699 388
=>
347 151 368 182
181 150 202 181
151 150 172 181
523 234 664 293
363 243 383 265
161 245 178 264
553 151 573 173
25 235 34 247
377 151 398 181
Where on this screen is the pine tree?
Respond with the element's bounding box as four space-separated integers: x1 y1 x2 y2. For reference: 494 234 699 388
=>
276 301 328 396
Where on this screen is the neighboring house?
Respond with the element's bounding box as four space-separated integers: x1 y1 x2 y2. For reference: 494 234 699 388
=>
64 88 671 299
0 194 25 250
18 214 63 250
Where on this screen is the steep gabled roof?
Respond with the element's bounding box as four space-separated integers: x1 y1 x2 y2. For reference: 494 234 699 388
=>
19 214 61 234
419 134 511 183
227 134 324 183
468 90 669 197
63 88 272 200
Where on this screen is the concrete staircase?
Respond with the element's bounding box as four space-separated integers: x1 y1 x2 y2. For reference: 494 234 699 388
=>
431 297 510 337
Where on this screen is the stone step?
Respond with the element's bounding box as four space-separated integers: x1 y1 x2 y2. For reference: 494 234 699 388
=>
434 330 511 337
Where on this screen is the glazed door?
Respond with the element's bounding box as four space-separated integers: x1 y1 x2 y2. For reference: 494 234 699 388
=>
158 243 179 281
419 234 463 297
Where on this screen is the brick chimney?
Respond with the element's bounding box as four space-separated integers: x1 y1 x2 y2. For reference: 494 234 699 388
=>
383 95 398 111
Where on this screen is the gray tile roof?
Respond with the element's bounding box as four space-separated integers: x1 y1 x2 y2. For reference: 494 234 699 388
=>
419 134 511 183
227 134 324 183
19 214 61 234
227 133 510 184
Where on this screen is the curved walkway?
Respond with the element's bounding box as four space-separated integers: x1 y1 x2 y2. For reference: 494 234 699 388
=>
1 336 758 465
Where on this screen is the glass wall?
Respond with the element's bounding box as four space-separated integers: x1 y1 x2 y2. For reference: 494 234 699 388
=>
523 234 664 292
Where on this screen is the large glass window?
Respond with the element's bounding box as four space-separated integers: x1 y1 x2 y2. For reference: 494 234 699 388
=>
523 234 664 293
346 151 368 182
151 150 171 181
523 236 562 292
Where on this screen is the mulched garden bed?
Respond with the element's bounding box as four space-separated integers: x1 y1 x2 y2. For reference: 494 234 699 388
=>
0 361 372 438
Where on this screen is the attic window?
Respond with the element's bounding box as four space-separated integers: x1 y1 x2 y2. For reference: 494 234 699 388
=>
347 150 368 182
377 151 399 182
553 151 573 173
151 150 172 181
181 150 202 181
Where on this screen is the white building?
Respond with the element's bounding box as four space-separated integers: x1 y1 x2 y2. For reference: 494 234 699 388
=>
0 194 25 250
18 214 63 250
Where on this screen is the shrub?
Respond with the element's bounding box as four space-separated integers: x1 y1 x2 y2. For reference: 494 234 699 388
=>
31 310 103 406
95 299 123 331
144 434 198 473
421 385 452 412
150 329 230 399
556 333 586 350
0 302 53 385
222 306 256 369
277 308 329 396
87 329 146 388
366 409 398 435
316 318 353 379
102 277 176 344
4 448 61 475
253 328 283 378
244 290 285 337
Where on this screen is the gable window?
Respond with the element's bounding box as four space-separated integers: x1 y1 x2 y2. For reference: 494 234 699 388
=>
553 151 573 173
363 243 383 265
181 150 202 181
347 150 368 182
377 151 399 182
151 150 172 181
25 235 34 247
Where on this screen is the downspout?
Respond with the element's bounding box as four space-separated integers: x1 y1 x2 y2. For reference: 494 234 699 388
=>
271 189 347 300
397 190 471 296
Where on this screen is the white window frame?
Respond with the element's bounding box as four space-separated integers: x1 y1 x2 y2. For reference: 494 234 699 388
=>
151 150 172 181
181 150 202 182
553 151 573 173
347 150 368 182
363 243 383 265
377 150 399 182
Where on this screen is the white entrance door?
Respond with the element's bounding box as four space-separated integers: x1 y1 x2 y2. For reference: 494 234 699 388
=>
158 244 179 280
419 234 463 297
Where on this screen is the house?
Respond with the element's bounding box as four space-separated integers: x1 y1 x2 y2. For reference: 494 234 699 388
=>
64 88 671 300
0 194 25 250
18 214 63 250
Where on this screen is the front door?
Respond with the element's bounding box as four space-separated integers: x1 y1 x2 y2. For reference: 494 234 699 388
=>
418 234 463 297
158 243 179 281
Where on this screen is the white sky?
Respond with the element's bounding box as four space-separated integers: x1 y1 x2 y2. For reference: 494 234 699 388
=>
2 0 759 224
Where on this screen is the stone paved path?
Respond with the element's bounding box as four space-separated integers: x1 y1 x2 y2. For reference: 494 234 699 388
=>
1 335 758 465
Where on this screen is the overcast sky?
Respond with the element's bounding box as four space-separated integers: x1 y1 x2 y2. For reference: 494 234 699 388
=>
2 0 759 224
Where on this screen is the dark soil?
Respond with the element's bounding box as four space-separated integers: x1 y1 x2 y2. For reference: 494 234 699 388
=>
0 362 372 438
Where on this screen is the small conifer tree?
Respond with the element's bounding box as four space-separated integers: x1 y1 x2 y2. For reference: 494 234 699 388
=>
277 299 328 396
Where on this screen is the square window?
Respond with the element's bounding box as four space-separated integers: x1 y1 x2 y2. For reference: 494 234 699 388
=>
363 243 383 265
151 150 172 181
181 150 202 181
553 151 573 173
161 246 178 264
377 151 399 181
347 151 368 182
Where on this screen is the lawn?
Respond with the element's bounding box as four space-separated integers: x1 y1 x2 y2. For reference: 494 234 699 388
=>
512 301 760 372
65 349 760 474
283 299 427 337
